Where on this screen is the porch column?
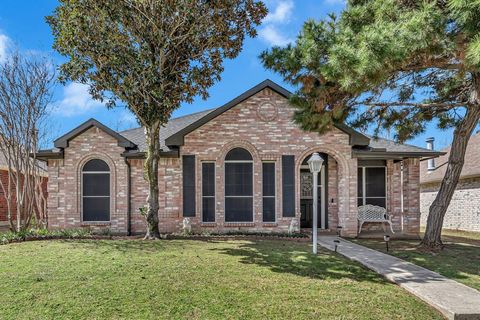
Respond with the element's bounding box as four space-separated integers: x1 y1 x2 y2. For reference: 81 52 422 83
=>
402 158 421 235
387 160 403 232
339 157 358 237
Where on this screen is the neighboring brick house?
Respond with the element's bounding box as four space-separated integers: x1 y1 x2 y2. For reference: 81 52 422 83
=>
420 133 480 232
36 80 441 237
0 153 48 230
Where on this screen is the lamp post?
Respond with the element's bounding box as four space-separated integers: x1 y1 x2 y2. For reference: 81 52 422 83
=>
307 152 324 254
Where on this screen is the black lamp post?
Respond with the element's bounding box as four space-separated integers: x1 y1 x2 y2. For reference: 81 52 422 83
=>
384 235 390 252
333 239 340 252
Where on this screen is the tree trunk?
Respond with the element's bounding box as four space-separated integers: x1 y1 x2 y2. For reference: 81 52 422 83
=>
144 121 161 239
421 74 480 250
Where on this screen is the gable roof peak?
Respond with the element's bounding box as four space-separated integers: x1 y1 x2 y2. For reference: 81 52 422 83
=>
165 79 369 147
54 118 136 149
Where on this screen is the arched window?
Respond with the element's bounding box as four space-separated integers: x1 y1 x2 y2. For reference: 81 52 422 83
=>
225 148 253 222
82 159 110 222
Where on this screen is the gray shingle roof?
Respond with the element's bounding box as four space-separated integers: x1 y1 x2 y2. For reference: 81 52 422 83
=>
120 108 216 152
421 131 480 184
367 136 437 153
38 80 442 160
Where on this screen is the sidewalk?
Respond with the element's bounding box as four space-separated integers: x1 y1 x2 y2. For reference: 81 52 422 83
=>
318 236 480 320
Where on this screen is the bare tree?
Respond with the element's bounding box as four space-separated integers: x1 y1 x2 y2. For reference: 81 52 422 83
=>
0 51 54 232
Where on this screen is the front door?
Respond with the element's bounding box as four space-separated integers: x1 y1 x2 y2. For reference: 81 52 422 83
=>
300 168 327 229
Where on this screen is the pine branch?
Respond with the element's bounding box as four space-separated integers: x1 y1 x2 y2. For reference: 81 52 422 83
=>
357 101 467 109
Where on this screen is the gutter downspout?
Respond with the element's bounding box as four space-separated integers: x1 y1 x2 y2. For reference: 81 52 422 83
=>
124 157 132 236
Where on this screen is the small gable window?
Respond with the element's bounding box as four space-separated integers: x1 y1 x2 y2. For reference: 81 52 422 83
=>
82 159 110 222
225 148 253 222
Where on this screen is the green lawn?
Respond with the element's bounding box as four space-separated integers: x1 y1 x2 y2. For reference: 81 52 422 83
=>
354 230 480 291
0 239 442 319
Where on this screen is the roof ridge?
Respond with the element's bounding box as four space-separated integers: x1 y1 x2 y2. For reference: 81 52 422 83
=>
119 107 217 133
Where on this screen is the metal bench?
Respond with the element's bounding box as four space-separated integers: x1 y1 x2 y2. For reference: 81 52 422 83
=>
357 204 394 234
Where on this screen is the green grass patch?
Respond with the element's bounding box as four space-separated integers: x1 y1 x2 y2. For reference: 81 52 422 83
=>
0 239 442 319
354 230 480 291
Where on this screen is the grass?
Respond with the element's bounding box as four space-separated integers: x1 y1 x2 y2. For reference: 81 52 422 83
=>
0 239 443 319
354 230 480 291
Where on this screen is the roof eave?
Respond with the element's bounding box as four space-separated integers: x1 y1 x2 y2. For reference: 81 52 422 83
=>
354 149 446 159
122 149 179 159
54 118 137 149
32 149 64 161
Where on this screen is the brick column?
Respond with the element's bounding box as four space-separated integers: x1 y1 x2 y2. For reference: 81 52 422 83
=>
339 157 358 237
402 158 421 235
387 160 403 232
327 156 339 230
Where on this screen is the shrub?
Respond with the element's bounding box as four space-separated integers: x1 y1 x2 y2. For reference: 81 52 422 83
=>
0 228 93 245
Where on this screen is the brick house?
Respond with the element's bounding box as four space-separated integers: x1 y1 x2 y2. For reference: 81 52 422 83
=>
0 153 48 230
420 133 480 232
36 80 442 237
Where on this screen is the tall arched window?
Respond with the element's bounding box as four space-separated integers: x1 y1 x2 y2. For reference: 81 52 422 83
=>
225 148 253 222
82 159 110 222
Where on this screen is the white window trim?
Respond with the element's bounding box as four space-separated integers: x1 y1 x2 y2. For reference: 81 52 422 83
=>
201 161 216 223
358 165 387 208
262 161 276 223
82 168 111 223
224 152 254 223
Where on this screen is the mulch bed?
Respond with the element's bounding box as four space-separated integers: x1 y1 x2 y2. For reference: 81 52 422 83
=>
2 233 312 245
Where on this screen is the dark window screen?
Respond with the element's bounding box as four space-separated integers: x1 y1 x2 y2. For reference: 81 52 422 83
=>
358 166 386 209
202 163 215 222
83 159 109 172
263 163 275 222
357 167 363 197
225 148 253 222
225 197 253 222
202 163 215 196
282 155 295 217
365 167 386 197
83 174 109 196
83 197 110 221
263 163 275 197
183 155 196 217
225 148 253 161
225 163 253 196
82 159 110 221
263 197 275 222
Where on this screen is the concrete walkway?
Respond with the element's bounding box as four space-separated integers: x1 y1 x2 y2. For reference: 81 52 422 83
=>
318 236 480 320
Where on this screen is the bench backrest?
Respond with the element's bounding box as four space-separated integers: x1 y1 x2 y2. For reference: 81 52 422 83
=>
358 204 387 221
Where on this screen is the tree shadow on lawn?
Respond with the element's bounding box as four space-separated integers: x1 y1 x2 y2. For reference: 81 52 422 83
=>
208 240 388 284
58 238 388 284
356 238 480 288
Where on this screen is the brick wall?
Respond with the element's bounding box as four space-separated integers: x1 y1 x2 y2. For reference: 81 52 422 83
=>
420 177 480 232
46 88 422 237
47 126 129 234
0 169 48 227
168 88 359 236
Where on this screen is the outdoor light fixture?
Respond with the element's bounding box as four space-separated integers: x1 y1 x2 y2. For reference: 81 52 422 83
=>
384 235 391 252
307 152 324 254
336 226 343 237
333 239 340 253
